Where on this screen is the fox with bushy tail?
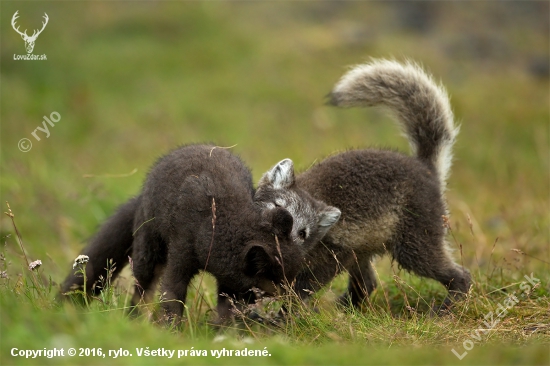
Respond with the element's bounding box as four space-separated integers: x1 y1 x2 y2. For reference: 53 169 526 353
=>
264 59 470 309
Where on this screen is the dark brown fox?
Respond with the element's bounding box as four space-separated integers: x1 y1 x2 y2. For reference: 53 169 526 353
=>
61 144 340 321
257 60 471 309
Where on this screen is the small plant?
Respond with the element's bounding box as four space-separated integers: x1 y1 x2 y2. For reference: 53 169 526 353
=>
68 254 90 308
3 202 51 306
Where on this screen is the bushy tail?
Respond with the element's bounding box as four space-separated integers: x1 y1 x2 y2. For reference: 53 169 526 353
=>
60 196 140 294
329 59 458 191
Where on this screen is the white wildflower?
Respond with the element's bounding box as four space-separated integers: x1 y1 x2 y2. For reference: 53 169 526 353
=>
29 259 42 271
73 255 89 269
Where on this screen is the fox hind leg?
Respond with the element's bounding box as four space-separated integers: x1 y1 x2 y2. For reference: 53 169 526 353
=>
393 236 470 310
130 227 167 307
158 243 198 324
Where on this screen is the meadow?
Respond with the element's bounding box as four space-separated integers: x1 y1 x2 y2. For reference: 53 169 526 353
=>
1 2 548 365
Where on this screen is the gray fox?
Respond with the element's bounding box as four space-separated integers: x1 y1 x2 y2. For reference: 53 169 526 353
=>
61 144 340 321
256 59 471 309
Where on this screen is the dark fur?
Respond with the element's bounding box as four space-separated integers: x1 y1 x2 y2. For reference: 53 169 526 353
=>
62 144 310 321
259 60 471 309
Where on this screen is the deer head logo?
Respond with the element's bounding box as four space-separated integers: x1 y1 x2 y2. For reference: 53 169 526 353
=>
11 11 49 54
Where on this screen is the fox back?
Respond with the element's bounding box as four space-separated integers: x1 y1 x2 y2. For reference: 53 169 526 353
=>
257 60 470 310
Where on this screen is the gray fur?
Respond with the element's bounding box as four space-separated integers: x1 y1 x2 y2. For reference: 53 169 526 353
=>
266 60 470 309
62 144 312 322
329 59 459 194
258 158 295 189
256 159 341 249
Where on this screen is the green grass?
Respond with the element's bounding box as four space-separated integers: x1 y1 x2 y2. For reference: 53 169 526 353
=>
1 2 549 365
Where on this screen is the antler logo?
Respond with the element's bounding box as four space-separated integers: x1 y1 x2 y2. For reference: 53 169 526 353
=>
11 10 49 54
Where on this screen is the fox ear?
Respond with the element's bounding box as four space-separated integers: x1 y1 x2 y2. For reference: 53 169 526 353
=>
258 159 295 189
244 245 273 277
318 206 341 228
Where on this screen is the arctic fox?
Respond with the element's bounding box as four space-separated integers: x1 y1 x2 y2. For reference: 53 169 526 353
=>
61 144 340 321
257 60 471 309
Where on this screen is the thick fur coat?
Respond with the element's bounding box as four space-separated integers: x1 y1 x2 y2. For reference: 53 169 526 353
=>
61 144 340 321
257 60 471 308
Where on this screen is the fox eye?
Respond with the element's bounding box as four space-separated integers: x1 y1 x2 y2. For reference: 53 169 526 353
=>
273 202 281 208
298 229 307 240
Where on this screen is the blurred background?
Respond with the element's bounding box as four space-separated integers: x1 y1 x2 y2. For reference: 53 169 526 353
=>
1 1 548 287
